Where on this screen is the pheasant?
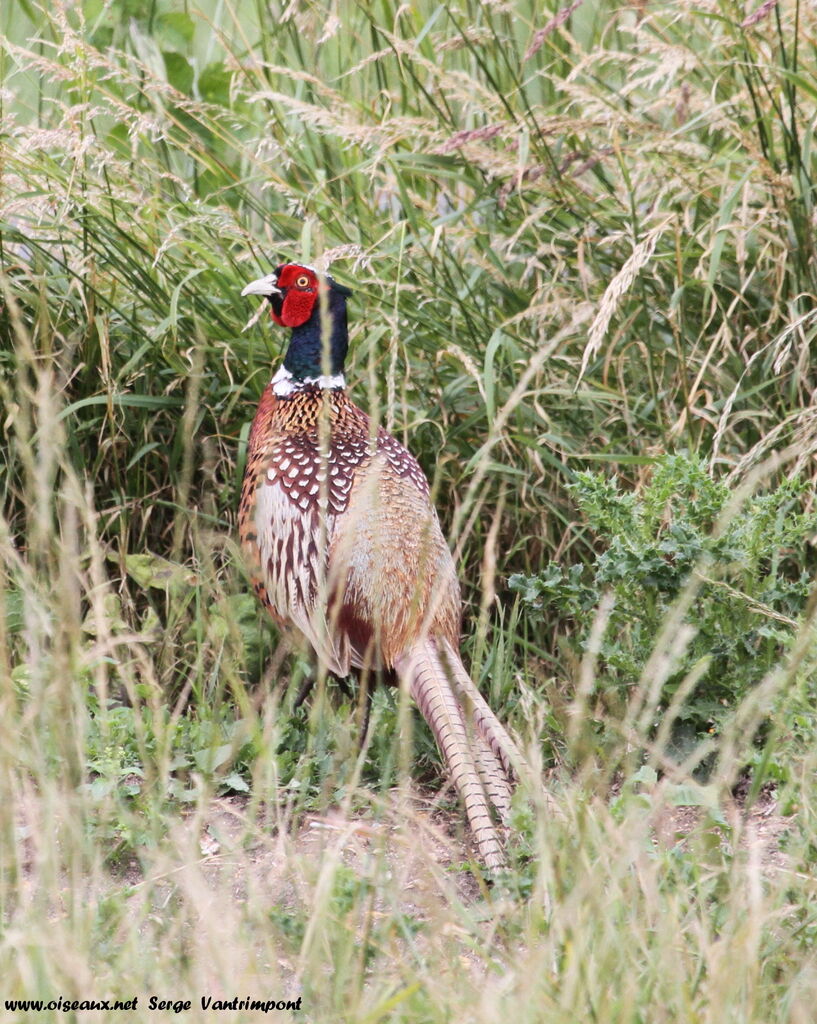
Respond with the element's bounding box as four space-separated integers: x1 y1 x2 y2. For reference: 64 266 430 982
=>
239 262 525 869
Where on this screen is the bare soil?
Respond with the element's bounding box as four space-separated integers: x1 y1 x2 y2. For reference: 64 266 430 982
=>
113 783 793 910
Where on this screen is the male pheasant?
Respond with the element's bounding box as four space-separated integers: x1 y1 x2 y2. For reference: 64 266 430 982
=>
239 262 524 869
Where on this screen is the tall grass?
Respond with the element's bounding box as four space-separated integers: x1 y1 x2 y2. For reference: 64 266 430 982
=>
2 0 817 1019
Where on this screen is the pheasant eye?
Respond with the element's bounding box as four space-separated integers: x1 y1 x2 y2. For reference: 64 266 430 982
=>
295 275 311 288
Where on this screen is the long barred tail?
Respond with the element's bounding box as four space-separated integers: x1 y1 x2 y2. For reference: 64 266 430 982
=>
438 638 534 788
394 638 521 871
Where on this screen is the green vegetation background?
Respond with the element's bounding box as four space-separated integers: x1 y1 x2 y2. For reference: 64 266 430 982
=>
3 1 817 1021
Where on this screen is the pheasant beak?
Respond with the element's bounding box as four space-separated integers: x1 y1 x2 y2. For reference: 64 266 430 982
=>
241 274 281 298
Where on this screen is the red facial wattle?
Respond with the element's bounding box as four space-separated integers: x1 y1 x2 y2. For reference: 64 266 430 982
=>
271 264 319 328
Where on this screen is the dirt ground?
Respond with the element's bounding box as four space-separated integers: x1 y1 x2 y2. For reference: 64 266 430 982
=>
113 783 793 914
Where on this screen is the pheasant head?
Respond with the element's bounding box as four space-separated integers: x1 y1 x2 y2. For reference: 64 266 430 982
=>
242 263 352 396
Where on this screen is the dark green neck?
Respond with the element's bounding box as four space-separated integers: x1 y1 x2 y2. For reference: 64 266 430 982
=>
283 288 349 382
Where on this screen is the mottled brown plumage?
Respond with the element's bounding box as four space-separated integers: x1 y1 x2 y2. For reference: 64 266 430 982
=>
239 263 526 869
